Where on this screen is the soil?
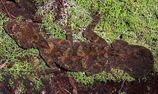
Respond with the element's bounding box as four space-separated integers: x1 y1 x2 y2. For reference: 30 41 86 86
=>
0 0 158 94
0 73 158 94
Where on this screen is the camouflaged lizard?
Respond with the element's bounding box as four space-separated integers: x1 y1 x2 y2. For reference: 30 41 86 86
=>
4 11 154 78
2 0 154 78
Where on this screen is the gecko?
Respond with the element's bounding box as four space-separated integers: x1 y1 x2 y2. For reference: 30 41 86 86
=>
3 10 154 78
1 0 154 78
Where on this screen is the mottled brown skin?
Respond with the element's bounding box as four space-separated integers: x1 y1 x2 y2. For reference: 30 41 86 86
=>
4 19 109 74
39 38 109 74
108 40 154 77
4 20 49 49
4 19 154 78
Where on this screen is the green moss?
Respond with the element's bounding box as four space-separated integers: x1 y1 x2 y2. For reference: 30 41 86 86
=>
16 82 25 94
0 73 3 81
68 4 91 31
16 16 24 22
68 69 134 85
119 91 126 94
68 72 95 85
31 76 43 90
34 0 48 6
9 62 33 78
42 11 66 39
109 68 135 81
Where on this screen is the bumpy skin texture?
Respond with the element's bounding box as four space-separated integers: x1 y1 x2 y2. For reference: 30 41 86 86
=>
39 38 109 74
4 20 154 78
4 20 49 49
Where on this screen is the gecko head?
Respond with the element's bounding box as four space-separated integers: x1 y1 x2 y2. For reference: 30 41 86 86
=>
4 19 49 49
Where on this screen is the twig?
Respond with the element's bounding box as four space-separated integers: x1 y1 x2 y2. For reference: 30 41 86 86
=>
118 80 125 93
0 0 16 19
69 77 78 94
0 62 8 69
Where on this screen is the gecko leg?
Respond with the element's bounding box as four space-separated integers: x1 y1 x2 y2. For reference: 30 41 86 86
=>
64 16 73 43
83 10 108 46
